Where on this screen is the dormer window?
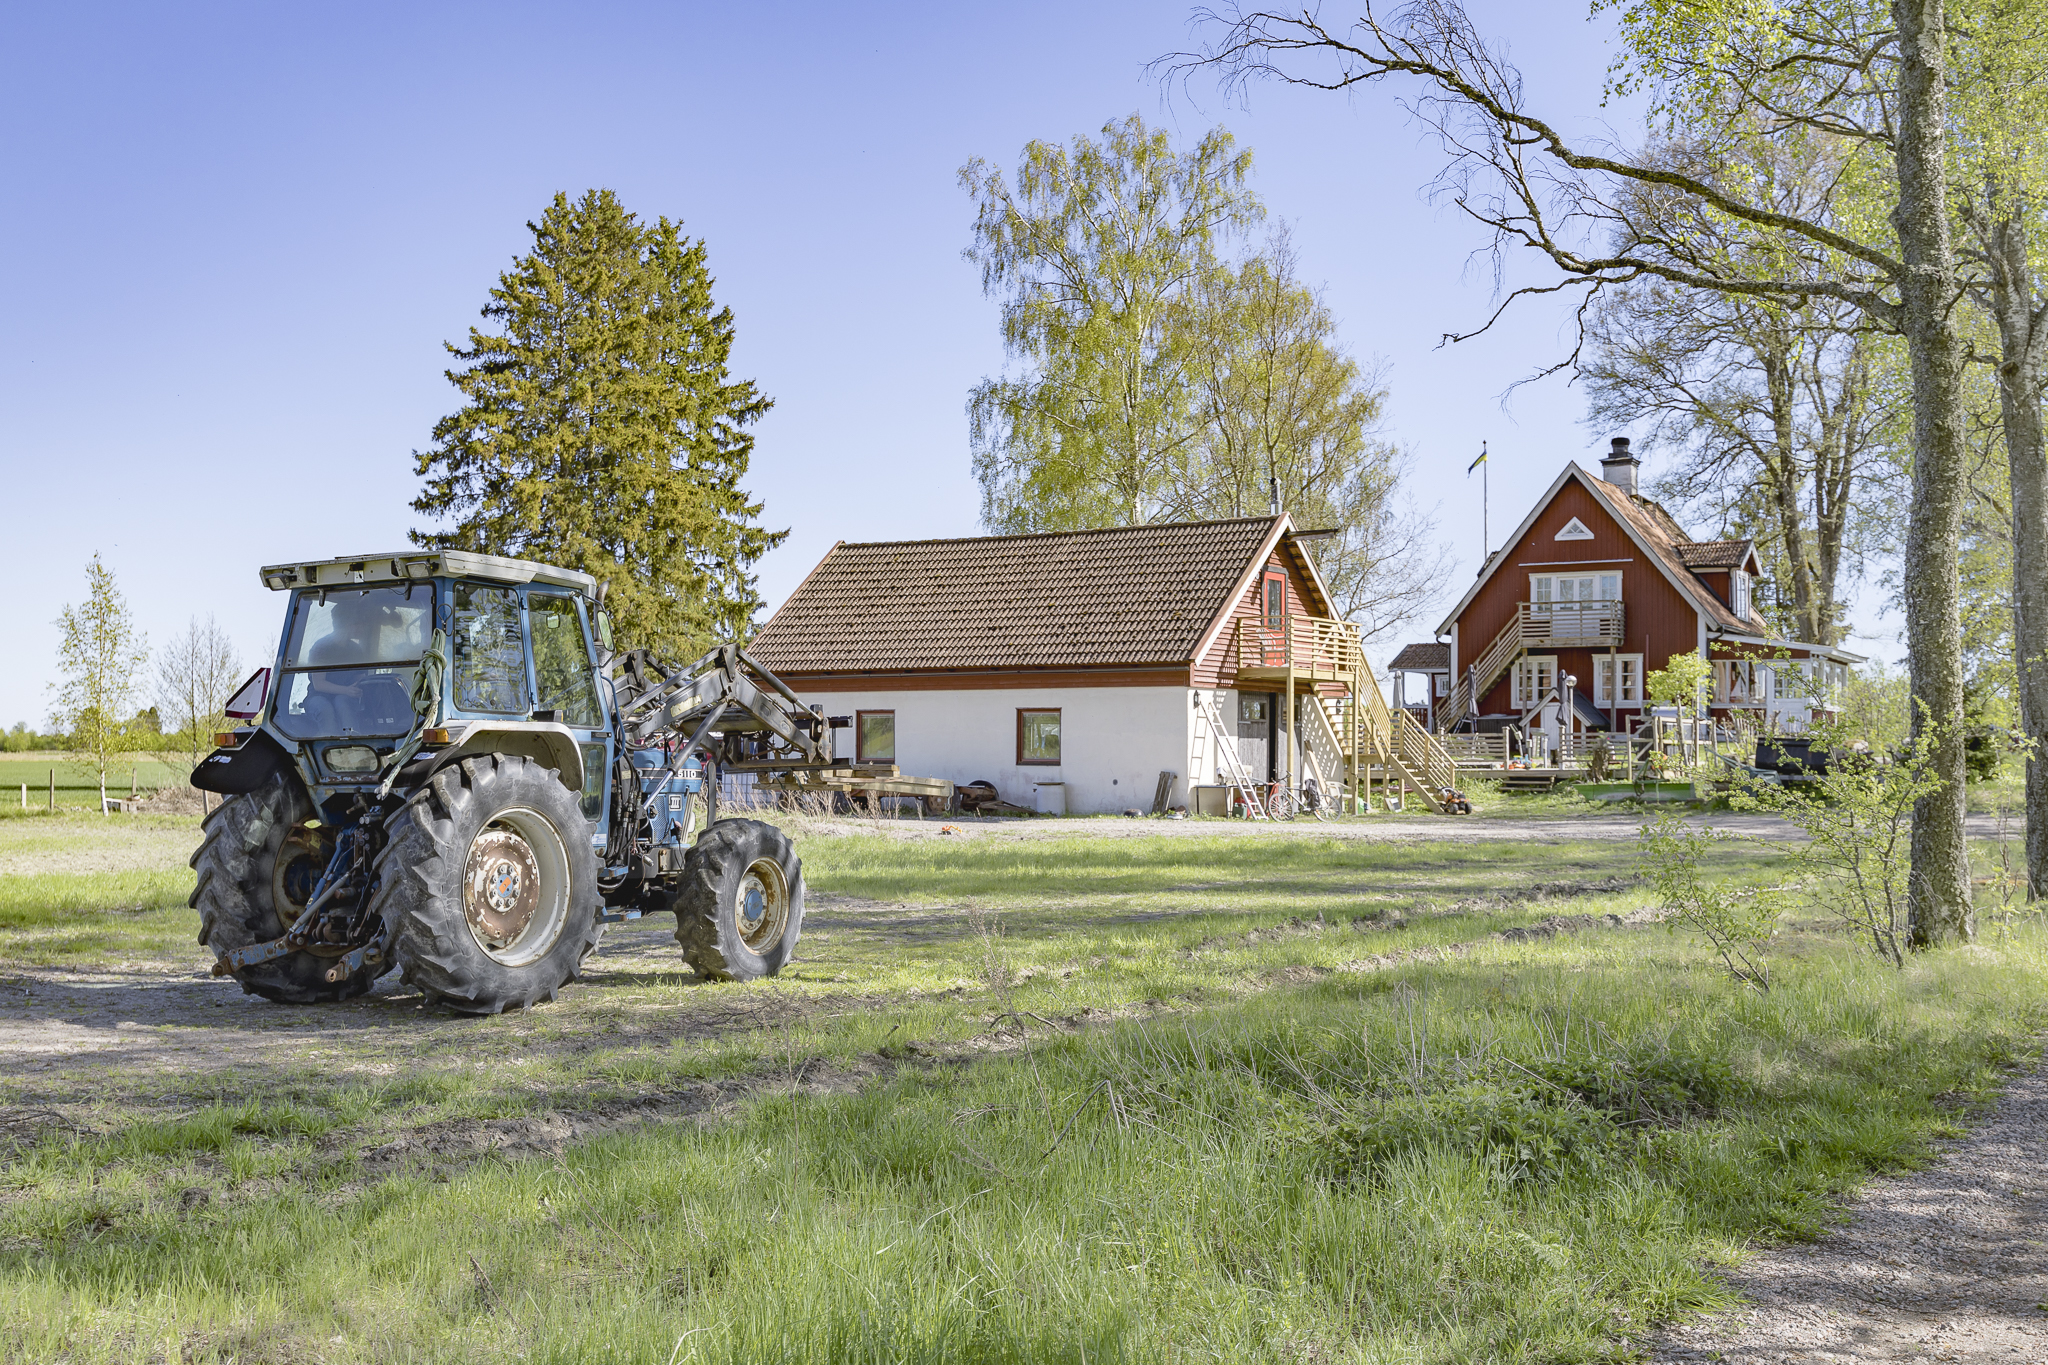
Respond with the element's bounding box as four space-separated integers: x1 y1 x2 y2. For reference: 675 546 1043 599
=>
1730 569 1752 620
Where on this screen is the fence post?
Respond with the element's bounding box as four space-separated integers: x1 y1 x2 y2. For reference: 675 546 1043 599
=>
48 768 55 811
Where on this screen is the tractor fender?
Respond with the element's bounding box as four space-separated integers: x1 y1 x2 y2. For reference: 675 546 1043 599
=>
412 721 586 793
192 729 293 796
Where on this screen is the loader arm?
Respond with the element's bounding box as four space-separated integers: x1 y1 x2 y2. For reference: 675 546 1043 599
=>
614 645 832 765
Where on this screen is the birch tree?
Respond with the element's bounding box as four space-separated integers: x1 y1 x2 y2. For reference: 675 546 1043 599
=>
49 554 148 814
961 115 1263 529
1950 0 2048 895
1177 0 1977 945
155 615 242 775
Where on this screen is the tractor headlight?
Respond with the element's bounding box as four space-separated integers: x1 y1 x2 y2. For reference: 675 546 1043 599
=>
325 745 381 775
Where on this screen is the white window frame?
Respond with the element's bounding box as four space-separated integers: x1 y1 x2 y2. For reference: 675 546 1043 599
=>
1594 654 1644 708
1513 655 1558 709
1770 662 1810 701
1715 659 1760 705
1730 569 1752 620
1530 572 1622 610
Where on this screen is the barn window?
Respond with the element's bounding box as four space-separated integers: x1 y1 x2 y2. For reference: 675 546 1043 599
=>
1017 708 1061 765
856 710 895 763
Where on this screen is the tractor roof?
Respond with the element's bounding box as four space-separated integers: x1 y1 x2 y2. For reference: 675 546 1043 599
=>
257 551 599 596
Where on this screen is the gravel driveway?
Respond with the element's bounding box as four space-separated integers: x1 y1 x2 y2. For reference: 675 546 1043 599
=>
1655 1051 2048 1363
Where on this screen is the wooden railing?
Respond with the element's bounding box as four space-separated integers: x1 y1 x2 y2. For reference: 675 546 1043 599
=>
1233 614 1368 676
1523 600 1627 648
1440 601 1626 728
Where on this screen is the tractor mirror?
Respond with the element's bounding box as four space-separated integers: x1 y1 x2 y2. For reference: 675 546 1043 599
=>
224 668 270 720
595 611 614 650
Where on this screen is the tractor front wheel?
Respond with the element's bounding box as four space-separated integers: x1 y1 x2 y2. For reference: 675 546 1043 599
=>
675 819 804 982
191 771 386 1003
373 752 601 1014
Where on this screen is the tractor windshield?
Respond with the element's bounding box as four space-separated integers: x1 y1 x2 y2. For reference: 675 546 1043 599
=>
275 586 433 739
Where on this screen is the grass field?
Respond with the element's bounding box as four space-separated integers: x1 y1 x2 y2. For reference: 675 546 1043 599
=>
0 753 190 813
0 807 2043 1362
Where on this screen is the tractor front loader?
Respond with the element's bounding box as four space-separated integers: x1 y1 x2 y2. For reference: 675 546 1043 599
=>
191 550 846 1014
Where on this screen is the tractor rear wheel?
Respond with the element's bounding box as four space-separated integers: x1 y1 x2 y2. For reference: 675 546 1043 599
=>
374 752 601 1015
191 770 386 1003
675 819 804 982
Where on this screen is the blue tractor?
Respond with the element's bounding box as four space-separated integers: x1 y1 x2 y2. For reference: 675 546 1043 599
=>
192 550 840 1013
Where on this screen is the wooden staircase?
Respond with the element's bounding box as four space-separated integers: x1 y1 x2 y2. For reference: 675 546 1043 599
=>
1315 669 1459 813
1442 611 1524 729
1440 602 1628 729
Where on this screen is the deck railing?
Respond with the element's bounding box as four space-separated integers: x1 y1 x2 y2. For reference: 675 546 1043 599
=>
1233 613 1369 676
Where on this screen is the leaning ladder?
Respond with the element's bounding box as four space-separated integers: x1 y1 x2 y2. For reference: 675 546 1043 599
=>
1196 694 1269 820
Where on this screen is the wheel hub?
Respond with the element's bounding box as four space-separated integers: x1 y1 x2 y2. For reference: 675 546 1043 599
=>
735 859 789 953
465 828 542 951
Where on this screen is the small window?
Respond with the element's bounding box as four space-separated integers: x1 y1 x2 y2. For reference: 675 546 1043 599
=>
1594 654 1643 707
1512 655 1557 709
1717 659 1757 704
1238 694 1269 723
1731 569 1752 619
856 710 895 764
1263 572 1286 630
1432 673 1448 698
1018 708 1061 765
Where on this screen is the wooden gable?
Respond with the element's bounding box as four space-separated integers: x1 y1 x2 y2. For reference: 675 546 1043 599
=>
1450 471 1704 716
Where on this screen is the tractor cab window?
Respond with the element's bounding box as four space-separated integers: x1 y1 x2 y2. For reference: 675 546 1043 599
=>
275 586 431 740
530 593 602 728
452 583 530 715
285 586 431 668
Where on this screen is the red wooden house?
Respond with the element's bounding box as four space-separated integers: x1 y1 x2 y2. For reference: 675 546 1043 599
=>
1418 439 1862 737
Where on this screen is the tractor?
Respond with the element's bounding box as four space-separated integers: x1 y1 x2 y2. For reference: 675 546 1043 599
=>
191 550 841 1014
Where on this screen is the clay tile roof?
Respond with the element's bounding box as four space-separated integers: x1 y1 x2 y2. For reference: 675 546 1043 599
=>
1676 540 1754 570
1390 642 1450 671
748 517 1283 674
1579 480 1757 633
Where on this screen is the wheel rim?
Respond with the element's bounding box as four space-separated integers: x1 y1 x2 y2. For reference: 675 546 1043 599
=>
270 823 334 937
462 807 572 966
734 857 790 954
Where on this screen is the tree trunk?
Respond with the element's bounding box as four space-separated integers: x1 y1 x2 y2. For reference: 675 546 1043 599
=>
1893 0 1974 946
1764 346 1821 642
1986 200 2048 900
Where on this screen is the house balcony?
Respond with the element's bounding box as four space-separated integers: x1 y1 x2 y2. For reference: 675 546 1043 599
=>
1232 614 1367 685
1518 600 1627 649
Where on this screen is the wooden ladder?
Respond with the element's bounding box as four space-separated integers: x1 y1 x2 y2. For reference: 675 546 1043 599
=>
1195 694 1269 819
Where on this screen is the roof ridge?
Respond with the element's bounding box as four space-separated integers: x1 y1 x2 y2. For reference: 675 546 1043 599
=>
823 515 1281 553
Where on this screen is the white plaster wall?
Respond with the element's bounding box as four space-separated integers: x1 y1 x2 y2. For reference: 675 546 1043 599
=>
796 686 1195 815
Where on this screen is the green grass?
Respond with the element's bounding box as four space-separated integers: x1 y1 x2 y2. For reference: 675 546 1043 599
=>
5 926 2043 1363
0 754 190 813
4 808 2047 1361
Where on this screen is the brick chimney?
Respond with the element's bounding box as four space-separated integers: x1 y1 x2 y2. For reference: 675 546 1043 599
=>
1600 436 1640 495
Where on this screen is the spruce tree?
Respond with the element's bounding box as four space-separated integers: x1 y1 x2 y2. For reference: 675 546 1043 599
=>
411 189 781 658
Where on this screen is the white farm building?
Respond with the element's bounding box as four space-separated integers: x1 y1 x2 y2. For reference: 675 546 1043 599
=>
748 516 1454 815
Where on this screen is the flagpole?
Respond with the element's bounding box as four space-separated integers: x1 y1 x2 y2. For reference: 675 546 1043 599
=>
1483 442 1489 556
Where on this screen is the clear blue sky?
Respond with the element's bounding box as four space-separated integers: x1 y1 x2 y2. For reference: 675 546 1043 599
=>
0 1 1900 731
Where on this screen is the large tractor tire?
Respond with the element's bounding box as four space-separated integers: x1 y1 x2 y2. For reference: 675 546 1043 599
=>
373 752 602 1015
676 819 805 982
191 770 385 1004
